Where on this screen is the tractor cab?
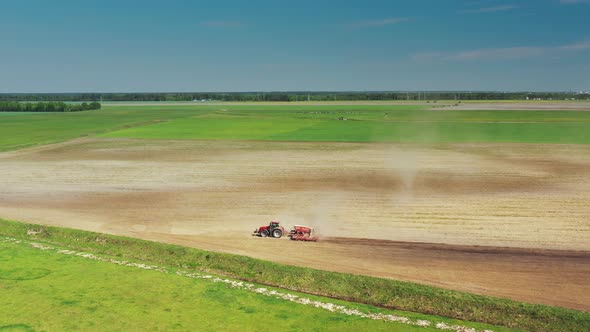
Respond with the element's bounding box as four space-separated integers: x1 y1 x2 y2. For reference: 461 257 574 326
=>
253 221 285 238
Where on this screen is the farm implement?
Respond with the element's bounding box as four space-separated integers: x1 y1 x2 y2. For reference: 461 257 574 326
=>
287 225 318 241
253 222 318 241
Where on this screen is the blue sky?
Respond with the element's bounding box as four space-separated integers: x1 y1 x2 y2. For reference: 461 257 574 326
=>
1 0 589 92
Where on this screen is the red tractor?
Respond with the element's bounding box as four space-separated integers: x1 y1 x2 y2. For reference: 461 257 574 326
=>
288 225 318 242
252 221 285 238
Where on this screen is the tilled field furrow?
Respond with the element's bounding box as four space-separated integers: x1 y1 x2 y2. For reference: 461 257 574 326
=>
0 138 588 310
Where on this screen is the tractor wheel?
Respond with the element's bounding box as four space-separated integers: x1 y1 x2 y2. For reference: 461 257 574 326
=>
272 229 283 238
260 230 269 238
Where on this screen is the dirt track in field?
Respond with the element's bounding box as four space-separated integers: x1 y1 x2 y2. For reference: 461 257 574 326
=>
438 102 590 111
103 100 590 110
0 138 589 310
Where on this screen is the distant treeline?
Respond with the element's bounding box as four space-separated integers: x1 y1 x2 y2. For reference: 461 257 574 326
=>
0 92 588 102
0 101 101 112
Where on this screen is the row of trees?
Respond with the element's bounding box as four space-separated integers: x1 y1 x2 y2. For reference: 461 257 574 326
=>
0 92 588 102
0 101 101 112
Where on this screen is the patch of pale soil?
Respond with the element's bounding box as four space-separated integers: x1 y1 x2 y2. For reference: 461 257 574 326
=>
102 101 443 106
0 138 589 310
437 102 590 111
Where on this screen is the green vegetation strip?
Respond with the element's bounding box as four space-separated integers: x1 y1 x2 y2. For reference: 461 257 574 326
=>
0 91 587 102
1 219 588 332
1 236 504 332
0 101 101 113
2 104 590 152
101 106 590 144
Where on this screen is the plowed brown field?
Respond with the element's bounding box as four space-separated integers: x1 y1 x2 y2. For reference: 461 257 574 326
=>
1 138 589 310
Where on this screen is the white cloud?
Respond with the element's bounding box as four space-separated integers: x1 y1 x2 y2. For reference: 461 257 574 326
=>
448 46 544 60
349 17 409 28
559 40 590 50
560 0 590 4
200 21 242 28
458 5 519 14
412 39 590 62
410 52 446 61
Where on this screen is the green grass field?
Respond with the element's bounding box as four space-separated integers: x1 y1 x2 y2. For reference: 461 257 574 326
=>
2 219 589 332
1 103 589 152
0 234 510 332
101 106 590 143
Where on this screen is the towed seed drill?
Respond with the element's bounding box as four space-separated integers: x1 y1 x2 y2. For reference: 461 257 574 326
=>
253 221 318 241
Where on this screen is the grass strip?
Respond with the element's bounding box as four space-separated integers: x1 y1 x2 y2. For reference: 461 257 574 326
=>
1 236 507 332
1 218 588 332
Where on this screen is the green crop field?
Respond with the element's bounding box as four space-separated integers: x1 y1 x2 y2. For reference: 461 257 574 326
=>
101 106 590 143
1 103 589 152
0 106 209 152
0 235 509 332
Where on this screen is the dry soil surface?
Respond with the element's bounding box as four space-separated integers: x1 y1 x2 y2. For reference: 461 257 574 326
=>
438 102 590 111
1 138 589 310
